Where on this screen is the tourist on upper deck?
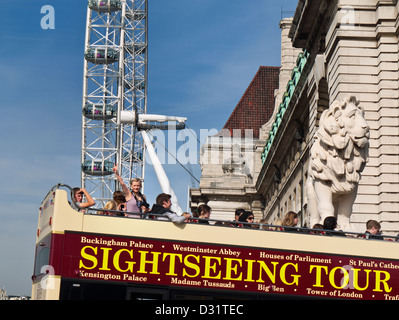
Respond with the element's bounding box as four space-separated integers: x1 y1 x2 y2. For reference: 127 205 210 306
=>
113 164 149 218
232 208 245 227
150 193 191 224
364 220 383 240
112 191 127 216
72 187 95 213
259 218 269 230
197 204 212 224
98 200 117 216
238 211 256 228
282 211 299 232
270 219 284 231
130 178 150 211
310 223 325 235
323 216 345 236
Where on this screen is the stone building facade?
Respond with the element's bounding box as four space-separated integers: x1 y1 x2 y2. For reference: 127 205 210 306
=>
257 0 399 234
192 0 399 234
190 19 297 221
190 66 279 221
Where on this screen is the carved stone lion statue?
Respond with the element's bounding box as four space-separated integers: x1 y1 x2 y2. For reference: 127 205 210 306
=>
307 96 370 231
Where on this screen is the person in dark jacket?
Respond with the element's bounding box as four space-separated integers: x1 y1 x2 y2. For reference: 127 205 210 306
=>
150 193 191 224
323 216 345 236
364 220 383 240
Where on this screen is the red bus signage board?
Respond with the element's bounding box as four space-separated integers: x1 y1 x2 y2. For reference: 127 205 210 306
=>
56 232 399 300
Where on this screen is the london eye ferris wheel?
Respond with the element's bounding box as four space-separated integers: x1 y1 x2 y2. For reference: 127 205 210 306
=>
81 0 186 209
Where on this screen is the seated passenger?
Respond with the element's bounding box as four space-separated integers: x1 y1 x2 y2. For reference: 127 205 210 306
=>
112 191 126 216
259 218 269 230
150 193 191 224
282 211 299 232
197 204 212 224
270 219 284 231
247 212 258 228
311 223 325 235
364 220 383 240
190 207 200 223
98 200 117 216
72 187 95 213
238 211 255 228
232 208 245 227
323 216 345 236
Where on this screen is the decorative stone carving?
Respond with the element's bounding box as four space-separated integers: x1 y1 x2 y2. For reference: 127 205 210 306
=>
222 144 252 178
307 96 370 230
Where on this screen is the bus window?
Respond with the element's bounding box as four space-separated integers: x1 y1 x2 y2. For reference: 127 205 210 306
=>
171 290 255 300
126 287 168 300
60 280 126 300
33 234 51 278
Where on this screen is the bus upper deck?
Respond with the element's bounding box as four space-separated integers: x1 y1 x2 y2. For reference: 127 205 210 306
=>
32 184 399 300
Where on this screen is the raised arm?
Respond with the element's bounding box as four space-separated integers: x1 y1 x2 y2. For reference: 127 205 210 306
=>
112 163 132 201
78 188 96 209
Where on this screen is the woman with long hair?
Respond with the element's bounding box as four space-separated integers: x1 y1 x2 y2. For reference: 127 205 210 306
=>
282 211 298 232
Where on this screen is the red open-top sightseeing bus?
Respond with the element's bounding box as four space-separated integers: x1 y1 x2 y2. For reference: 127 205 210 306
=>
32 184 399 300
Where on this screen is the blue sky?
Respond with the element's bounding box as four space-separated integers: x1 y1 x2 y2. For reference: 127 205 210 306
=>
0 0 299 295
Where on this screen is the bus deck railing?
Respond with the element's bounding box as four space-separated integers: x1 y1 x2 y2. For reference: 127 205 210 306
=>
45 183 399 242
